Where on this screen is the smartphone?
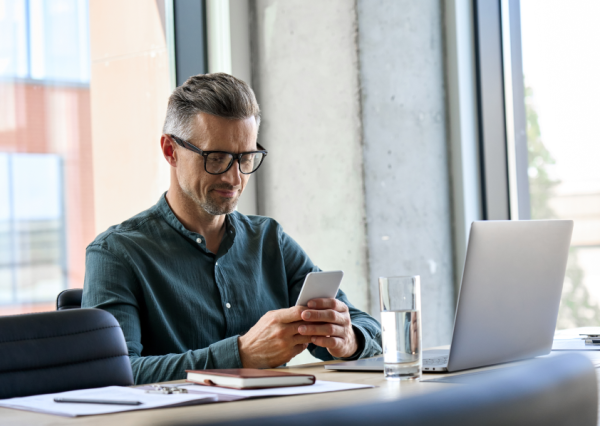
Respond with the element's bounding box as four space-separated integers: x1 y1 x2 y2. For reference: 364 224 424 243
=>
295 271 344 307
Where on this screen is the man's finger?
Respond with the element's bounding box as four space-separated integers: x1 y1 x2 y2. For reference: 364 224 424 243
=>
310 336 343 349
301 309 346 324
297 323 345 337
274 306 308 323
292 343 308 357
306 298 348 312
277 321 311 338
292 334 314 345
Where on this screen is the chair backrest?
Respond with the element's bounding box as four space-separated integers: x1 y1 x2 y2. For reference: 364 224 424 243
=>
198 353 597 426
56 288 83 310
0 308 133 399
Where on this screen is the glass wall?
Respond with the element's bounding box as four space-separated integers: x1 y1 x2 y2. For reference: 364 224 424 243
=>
0 0 171 316
0 0 94 315
521 0 600 328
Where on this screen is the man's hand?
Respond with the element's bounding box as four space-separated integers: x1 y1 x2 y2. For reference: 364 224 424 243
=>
238 307 312 368
298 298 359 358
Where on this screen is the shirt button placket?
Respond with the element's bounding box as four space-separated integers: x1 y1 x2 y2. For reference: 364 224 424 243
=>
214 260 230 314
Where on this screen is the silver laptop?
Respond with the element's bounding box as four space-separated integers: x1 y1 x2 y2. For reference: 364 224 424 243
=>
325 220 573 373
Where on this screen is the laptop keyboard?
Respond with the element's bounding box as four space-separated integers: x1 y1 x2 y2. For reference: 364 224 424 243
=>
423 355 449 366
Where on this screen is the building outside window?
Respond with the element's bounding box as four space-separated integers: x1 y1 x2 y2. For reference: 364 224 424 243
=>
0 0 94 315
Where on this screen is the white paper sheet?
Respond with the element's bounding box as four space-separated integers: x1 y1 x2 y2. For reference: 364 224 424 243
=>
0 386 218 417
181 379 374 398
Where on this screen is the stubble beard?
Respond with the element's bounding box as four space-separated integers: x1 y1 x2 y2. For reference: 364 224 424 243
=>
182 184 240 216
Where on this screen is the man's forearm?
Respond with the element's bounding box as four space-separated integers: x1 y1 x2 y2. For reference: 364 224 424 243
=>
128 335 243 384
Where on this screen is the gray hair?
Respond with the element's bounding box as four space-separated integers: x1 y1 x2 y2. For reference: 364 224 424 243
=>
162 73 261 140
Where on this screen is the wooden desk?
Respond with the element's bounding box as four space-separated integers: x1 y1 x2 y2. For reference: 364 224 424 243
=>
2 358 599 425
0 360 458 426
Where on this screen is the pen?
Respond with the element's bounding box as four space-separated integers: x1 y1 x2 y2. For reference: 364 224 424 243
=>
53 398 143 406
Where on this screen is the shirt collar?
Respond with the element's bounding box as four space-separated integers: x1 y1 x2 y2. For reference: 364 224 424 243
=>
156 192 237 256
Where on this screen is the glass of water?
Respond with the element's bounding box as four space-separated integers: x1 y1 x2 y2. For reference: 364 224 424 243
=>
379 276 422 381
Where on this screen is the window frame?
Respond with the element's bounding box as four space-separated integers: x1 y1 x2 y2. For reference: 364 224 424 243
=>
472 0 530 220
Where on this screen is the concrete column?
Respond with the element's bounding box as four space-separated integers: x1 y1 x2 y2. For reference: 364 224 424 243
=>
357 0 455 347
249 0 370 312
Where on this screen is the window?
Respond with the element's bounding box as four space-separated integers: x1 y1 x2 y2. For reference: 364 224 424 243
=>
0 0 93 315
0 153 64 305
521 0 600 328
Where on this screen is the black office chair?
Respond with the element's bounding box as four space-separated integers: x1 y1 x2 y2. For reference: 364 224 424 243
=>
56 288 83 310
194 353 597 426
0 308 134 399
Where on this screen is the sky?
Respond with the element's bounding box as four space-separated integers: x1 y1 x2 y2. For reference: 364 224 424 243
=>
520 0 600 195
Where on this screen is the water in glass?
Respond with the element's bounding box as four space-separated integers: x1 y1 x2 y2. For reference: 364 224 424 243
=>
381 310 421 380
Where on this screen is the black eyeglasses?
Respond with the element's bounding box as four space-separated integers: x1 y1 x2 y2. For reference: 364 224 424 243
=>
170 135 268 175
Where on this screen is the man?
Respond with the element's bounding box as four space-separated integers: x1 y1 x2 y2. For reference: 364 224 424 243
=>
82 73 382 384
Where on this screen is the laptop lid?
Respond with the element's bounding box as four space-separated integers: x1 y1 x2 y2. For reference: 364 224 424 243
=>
447 220 573 372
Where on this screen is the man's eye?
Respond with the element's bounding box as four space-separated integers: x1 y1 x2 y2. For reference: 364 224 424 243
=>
209 154 229 163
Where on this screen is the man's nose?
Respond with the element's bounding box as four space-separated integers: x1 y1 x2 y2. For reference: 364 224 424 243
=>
221 159 242 186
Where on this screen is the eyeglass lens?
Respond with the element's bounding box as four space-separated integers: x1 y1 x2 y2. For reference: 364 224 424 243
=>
205 152 264 174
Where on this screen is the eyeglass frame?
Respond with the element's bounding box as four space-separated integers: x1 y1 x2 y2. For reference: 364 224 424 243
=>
169 134 268 175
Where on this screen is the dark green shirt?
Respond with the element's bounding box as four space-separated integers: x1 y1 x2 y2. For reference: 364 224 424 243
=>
82 194 382 384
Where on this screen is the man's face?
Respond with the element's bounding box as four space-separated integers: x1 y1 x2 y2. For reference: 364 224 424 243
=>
175 113 258 216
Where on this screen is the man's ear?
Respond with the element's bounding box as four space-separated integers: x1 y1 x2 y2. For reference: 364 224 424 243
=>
160 134 177 167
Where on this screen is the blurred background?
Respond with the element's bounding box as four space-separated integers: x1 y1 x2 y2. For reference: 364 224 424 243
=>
0 0 598 355
520 0 600 328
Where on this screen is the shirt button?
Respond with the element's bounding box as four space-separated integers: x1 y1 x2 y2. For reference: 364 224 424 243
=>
215 262 218 266
226 303 231 309
196 238 202 244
